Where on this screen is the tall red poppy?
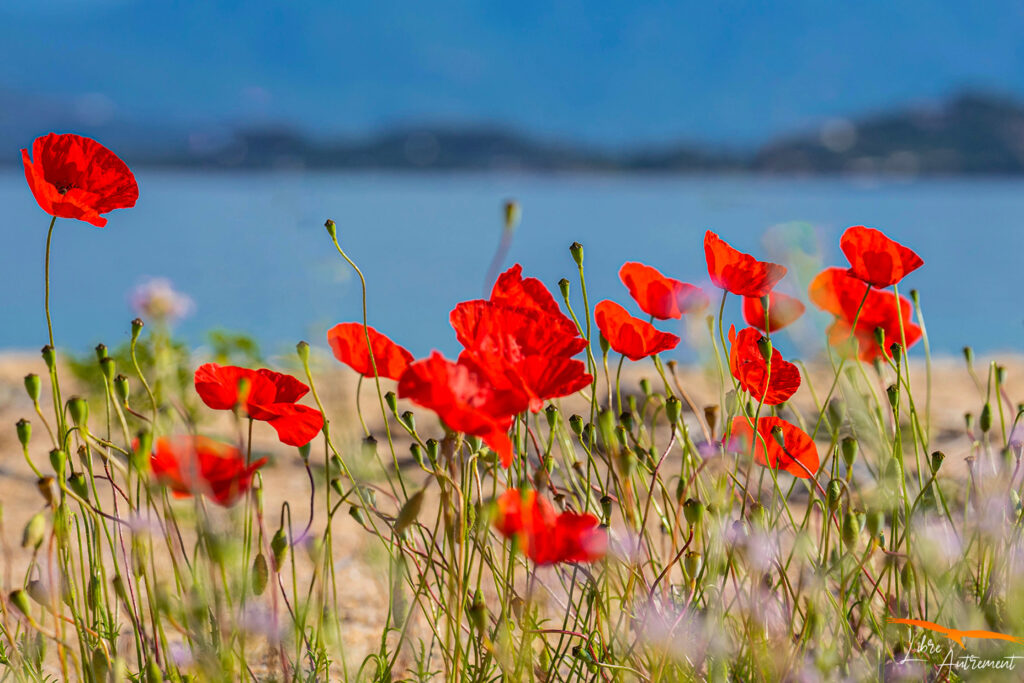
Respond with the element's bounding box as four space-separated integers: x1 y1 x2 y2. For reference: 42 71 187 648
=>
494 489 607 565
704 231 787 298
728 326 801 405
327 323 413 381
742 292 805 333
594 300 679 361
194 363 324 447
150 436 266 507
398 352 525 467
729 417 819 479
22 133 139 228
618 262 709 320
808 268 921 362
840 226 923 289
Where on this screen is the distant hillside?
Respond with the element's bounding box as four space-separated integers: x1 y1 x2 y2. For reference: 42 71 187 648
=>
7 91 1024 174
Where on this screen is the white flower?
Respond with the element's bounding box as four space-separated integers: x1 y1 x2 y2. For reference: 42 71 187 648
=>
131 277 194 323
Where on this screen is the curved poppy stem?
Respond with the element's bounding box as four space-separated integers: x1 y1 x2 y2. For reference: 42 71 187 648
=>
43 215 57 348
810 283 871 439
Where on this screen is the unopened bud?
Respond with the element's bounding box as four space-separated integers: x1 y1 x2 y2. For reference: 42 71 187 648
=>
36 477 55 507
22 512 46 549
394 489 425 536
271 527 289 570
826 479 842 511
886 384 899 409
41 345 56 370
683 551 702 582
873 327 886 350
545 404 558 429
131 318 144 341
756 336 773 362
95 343 108 362
324 219 337 238
569 414 583 436
24 374 41 402
569 241 584 266
639 378 652 396
841 511 859 550
841 437 857 470
665 396 682 426
770 425 786 448
114 374 130 404
683 498 704 527
16 419 31 449
704 405 719 435
49 449 67 477
865 510 885 539
296 340 310 364
980 403 992 433
410 443 424 467
67 396 89 431
385 391 398 413
889 343 902 365
619 411 635 432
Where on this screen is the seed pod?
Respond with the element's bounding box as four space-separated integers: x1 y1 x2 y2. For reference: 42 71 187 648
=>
619 411 635 432
114 374 130 404
749 503 767 530
600 495 613 523
826 479 842 511
37 477 55 507
840 437 857 470
425 439 440 465
558 278 570 300
980 403 992 433
886 385 899 409
394 489 425 536
145 659 162 683
271 527 289 571
100 357 116 382
250 552 268 596
41 345 56 370
67 473 89 500
295 340 310 364
90 648 110 683
348 505 366 527
900 563 915 590
8 589 31 618
131 318 145 340
665 396 682 426
889 343 903 365
568 414 583 436
24 373 41 402
865 510 885 540
639 378 652 396
400 411 416 431
756 336 773 362
704 405 719 435
569 241 584 266
410 443 425 468
324 219 337 238
683 551 702 582
841 511 859 550
544 404 558 429
133 430 152 473
22 512 46 549
49 449 67 477
683 498 704 527
16 419 31 449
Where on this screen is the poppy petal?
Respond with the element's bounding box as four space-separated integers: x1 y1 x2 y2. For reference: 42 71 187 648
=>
742 292 805 333
840 226 923 288
729 417 819 479
594 300 679 361
704 231 787 298
327 323 413 381
619 261 709 320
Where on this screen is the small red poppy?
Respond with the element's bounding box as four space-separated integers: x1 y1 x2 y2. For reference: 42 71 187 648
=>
494 489 607 565
840 226 923 289
327 323 413 381
728 417 819 479
704 231 787 298
150 435 267 506
618 262 709 320
594 300 680 361
489 264 580 336
808 268 922 361
398 352 524 467
194 363 324 447
22 133 139 228
742 292 805 333
728 326 801 405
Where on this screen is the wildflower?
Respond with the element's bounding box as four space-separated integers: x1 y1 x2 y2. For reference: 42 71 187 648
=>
150 436 266 506
193 363 324 447
728 416 819 479
397 352 523 467
22 133 138 227
494 488 606 565
594 300 680 361
808 267 921 362
131 278 194 323
704 230 786 297
618 262 708 320
728 326 800 405
742 291 805 333
326 323 413 381
840 226 923 288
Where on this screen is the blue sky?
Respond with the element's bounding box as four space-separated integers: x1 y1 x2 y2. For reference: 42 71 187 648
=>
4 1 1024 145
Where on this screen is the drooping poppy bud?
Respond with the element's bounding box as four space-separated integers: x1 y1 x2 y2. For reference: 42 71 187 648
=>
16 419 31 449
570 242 584 267
24 374 41 402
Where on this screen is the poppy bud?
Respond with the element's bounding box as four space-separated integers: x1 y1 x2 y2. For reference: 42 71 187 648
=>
826 479 842 511
132 430 152 473
394 489 425 536
295 340 310 365
756 335 773 363
964 412 974 432
569 414 583 436
324 218 337 238
598 332 610 355
683 498 704 527
24 374 41 403
425 439 440 465
145 659 162 683
98 357 116 383
545 404 558 429
41 345 56 370
865 510 885 540
619 411 635 432
980 403 992 433
384 391 398 413
639 378 652 396
963 346 974 367
131 318 144 341
569 241 584 266
114 374 130 404
996 365 1008 386
886 384 899 409
16 419 31 449
749 502 767 530
8 589 31 619
770 425 785 448
22 512 46 549
683 551 702 583
620 448 637 478
49 449 66 477
67 396 89 431
349 505 366 526
841 437 857 470
555 279 571 304
841 511 859 550
930 450 945 473
665 396 682 426
36 477 55 507
872 326 886 351
67 473 89 500
298 443 310 461
95 343 108 362
889 343 903 365
503 199 521 231
704 405 719 435
600 495 613 523
271 527 289 570
900 563 914 590
614 425 628 448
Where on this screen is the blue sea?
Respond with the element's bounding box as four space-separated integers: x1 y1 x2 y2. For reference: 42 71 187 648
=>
1 171 1021 362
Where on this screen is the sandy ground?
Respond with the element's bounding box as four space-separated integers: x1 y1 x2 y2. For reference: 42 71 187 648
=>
0 349 1020 675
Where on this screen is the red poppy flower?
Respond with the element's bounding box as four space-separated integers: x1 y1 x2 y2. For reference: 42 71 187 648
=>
194 363 324 447
594 300 679 361
728 326 801 405
704 231 787 298
327 323 413 381
22 133 138 228
728 417 819 479
742 292 806 333
618 262 709 320
840 226 923 289
808 268 922 361
494 489 607 565
150 436 266 506
398 352 525 467
489 264 579 334
451 300 586 361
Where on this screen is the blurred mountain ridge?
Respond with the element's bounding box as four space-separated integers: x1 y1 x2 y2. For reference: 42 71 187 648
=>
6 90 1024 174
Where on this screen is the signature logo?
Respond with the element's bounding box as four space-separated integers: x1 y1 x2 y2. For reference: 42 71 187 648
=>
889 618 1022 647
890 617 1024 673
